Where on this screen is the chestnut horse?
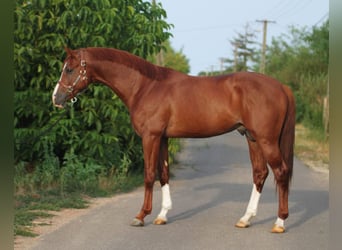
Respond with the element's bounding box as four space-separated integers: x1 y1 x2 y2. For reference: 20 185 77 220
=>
52 47 295 233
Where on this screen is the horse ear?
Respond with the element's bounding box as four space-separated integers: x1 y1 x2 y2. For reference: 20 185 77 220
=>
64 47 75 57
64 46 70 54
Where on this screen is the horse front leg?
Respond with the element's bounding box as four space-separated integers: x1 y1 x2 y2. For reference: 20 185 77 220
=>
154 137 172 225
131 134 161 227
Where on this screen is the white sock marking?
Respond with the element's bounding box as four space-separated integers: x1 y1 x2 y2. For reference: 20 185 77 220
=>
157 184 172 221
275 217 285 228
239 184 261 224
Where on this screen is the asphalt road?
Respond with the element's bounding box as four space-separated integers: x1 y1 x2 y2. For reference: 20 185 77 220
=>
31 133 329 250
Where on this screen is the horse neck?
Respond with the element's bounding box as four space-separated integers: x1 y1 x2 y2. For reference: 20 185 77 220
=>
87 49 153 109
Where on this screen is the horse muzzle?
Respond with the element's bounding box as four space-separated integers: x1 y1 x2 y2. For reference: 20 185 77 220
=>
52 83 68 108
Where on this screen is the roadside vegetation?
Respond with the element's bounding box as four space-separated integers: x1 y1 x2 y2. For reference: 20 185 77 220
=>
14 0 328 238
14 0 179 237
295 124 329 171
265 23 329 171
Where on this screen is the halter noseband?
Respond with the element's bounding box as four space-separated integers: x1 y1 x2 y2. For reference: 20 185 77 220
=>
59 50 88 102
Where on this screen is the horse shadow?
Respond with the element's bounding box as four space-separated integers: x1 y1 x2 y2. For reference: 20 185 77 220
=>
172 135 251 180
168 134 328 231
168 179 328 232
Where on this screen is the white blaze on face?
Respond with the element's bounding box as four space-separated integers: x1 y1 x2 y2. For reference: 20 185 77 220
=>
52 62 67 107
52 83 60 105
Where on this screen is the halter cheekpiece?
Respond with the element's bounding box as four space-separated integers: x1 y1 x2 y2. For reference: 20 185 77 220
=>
59 49 88 98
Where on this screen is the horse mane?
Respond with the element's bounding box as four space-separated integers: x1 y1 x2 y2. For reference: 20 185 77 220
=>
85 47 172 81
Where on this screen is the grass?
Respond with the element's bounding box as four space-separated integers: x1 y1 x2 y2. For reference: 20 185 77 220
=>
14 191 89 237
14 210 54 237
14 173 144 237
294 124 329 170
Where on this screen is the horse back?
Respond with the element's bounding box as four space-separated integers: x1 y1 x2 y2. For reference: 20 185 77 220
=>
132 71 288 138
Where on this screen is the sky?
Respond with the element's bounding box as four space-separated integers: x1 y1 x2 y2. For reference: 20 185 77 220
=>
158 0 329 75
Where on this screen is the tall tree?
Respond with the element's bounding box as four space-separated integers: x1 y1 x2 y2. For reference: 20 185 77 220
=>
265 20 329 130
228 24 257 72
265 21 329 89
149 40 190 74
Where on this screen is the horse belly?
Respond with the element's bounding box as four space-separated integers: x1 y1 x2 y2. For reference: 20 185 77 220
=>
163 79 241 138
165 109 238 138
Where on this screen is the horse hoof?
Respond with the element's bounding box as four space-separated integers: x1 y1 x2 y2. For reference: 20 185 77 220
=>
235 220 250 228
131 218 144 227
271 224 285 233
153 217 167 225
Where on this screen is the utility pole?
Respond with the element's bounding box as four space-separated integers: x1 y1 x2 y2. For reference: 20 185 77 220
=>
256 19 275 74
219 58 225 74
152 0 164 66
155 49 164 66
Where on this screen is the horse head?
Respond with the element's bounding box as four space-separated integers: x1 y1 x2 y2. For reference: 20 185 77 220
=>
52 47 90 108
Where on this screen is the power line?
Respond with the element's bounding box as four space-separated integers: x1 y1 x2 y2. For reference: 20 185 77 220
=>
261 0 314 22
275 0 313 20
313 12 329 27
173 23 240 33
261 0 294 20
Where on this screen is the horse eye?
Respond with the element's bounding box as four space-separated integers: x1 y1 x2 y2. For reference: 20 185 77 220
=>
65 68 73 74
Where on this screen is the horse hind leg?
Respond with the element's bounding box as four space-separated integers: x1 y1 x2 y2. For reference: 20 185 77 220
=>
259 140 290 233
154 137 172 225
237 125 256 142
153 180 172 225
236 140 268 229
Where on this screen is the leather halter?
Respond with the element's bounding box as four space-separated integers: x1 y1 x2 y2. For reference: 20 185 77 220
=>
59 50 88 97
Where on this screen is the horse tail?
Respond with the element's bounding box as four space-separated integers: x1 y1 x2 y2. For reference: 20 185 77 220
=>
279 85 296 184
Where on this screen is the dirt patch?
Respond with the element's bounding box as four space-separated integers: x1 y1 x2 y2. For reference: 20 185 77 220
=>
14 196 117 250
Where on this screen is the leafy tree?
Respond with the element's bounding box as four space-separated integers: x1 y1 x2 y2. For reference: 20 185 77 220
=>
14 0 172 181
303 21 329 75
265 21 329 130
148 40 190 74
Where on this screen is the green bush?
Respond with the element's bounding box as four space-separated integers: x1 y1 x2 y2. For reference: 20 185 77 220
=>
294 73 327 131
265 21 328 134
14 0 174 195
